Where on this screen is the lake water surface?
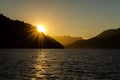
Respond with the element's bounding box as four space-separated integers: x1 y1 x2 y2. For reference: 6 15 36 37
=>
0 49 120 80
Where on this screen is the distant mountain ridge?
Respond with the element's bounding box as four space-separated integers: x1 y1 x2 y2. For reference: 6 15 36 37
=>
0 14 63 48
53 35 83 46
66 28 120 48
94 28 120 38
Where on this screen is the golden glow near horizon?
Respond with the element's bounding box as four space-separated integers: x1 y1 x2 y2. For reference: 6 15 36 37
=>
1 1 120 39
37 25 45 33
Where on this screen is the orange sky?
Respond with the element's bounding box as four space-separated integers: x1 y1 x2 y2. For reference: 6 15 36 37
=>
1 0 120 39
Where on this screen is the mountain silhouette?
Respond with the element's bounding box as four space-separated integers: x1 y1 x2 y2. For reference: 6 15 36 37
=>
53 35 83 46
0 14 63 49
66 28 120 48
94 28 120 38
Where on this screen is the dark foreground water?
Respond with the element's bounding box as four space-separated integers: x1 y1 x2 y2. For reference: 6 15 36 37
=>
0 49 120 80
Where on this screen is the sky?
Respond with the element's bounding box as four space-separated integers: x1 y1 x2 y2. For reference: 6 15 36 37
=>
0 0 120 39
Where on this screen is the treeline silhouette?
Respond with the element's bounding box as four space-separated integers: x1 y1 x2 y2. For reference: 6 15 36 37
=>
66 28 120 49
0 14 63 49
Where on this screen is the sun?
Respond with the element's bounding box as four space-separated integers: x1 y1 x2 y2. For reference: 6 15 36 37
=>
37 25 45 33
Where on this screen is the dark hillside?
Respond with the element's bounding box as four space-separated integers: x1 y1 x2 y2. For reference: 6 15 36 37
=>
66 28 120 49
0 14 63 48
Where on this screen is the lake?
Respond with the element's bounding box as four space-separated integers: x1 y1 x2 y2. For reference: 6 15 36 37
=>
0 49 120 80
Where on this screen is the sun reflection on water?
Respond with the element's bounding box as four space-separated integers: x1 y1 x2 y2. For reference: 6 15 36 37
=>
33 52 46 79
30 50 63 80
31 51 54 80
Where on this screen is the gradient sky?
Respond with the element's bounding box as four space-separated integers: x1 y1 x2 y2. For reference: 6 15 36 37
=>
0 0 120 39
